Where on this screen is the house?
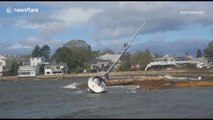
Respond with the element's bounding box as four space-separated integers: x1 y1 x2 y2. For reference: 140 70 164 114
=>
90 59 110 72
0 55 7 77
18 65 39 77
90 53 121 72
44 63 68 75
30 57 48 66
97 53 120 63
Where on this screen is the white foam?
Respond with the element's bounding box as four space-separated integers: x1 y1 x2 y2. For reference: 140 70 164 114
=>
126 90 137 94
108 85 140 89
63 83 79 89
163 75 201 81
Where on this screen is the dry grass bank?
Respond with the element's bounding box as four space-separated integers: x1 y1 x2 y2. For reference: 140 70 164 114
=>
77 77 213 91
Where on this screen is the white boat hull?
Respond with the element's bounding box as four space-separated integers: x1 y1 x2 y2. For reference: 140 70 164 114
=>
87 76 107 93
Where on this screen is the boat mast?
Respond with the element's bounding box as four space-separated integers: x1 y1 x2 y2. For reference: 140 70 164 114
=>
104 21 146 79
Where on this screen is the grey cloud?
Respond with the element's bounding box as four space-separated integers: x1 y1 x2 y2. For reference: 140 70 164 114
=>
89 2 213 41
129 38 210 57
28 13 63 25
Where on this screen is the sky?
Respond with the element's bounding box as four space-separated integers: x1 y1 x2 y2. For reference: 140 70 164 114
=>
0 1 213 57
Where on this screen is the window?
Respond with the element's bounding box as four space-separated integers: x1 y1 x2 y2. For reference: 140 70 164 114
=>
19 72 30 75
45 66 51 69
46 72 50 74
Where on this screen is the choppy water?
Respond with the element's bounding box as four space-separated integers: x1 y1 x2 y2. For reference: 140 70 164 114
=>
0 78 213 118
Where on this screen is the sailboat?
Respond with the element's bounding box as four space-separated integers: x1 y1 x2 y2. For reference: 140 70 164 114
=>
87 21 146 93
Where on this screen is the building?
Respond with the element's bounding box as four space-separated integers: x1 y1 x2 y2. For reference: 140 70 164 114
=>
18 65 39 77
97 53 120 63
30 57 48 66
145 55 210 71
44 63 68 75
90 59 110 72
90 53 121 72
0 55 7 77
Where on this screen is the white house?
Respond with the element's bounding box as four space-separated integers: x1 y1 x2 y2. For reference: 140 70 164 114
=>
18 65 39 77
44 63 68 75
98 53 120 71
0 55 7 77
90 59 110 72
30 57 46 66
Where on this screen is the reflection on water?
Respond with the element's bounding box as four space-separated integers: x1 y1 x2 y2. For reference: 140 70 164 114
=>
0 79 213 118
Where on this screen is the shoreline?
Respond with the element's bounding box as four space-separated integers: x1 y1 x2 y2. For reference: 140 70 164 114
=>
1 70 213 90
77 78 213 91
1 69 213 81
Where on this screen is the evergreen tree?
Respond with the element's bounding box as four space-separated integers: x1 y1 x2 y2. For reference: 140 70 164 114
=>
204 40 213 58
32 45 41 57
196 49 202 58
41 45 50 59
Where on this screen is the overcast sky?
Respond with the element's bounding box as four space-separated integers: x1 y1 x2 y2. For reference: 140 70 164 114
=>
0 1 213 56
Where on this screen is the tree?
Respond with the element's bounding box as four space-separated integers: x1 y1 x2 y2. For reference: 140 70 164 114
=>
4 60 21 76
119 52 131 71
63 40 92 64
54 47 84 73
40 45 50 59
32 45 51 58
204 40 213 58
154 52 164 58
32 45 41 57
131 49 153 70
196 49 203 58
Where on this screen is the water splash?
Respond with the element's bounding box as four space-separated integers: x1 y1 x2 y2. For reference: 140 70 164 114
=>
63 83 80 89
163 75 202 81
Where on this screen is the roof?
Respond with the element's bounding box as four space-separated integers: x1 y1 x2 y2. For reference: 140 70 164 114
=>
90 59 110 65
0 55 7 60
97 53 120 62
18 65 37 71
45 62 67 67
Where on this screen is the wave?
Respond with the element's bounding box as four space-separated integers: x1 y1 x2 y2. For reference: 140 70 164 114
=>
63 82 80 89
163 75 202 81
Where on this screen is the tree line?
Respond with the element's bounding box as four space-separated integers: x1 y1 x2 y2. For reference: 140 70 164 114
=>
4 39 213 76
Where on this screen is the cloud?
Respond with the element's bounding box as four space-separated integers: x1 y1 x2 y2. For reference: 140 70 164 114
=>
13 7 102 42
130 38 210 56
1 2 213 55
7 43 31 49
51 7 102 26
89 2 213 41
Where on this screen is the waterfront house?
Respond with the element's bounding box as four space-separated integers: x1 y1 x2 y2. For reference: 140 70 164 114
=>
145 55 191 71
145 55 210 71
44 63 68 75
0 55 7 77
97 53 120 63
90 59 110 72
18 65 39 77
90 53 121 72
